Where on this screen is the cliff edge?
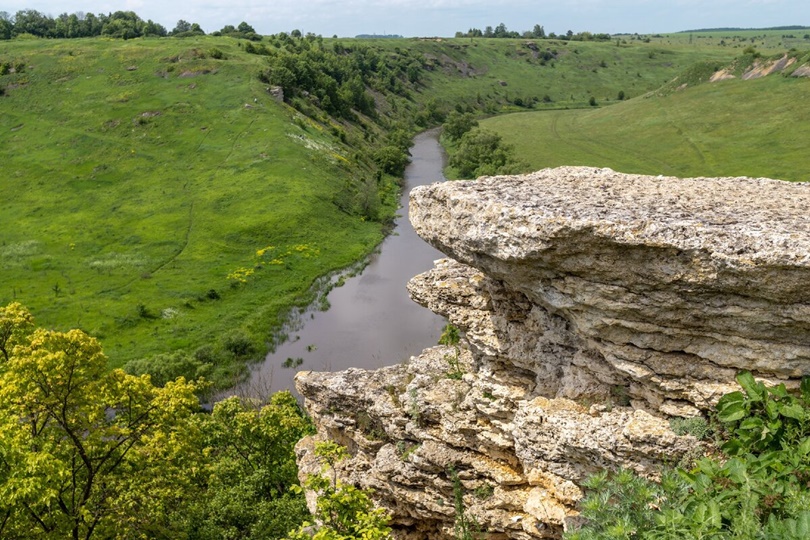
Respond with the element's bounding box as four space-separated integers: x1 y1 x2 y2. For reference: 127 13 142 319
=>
295 167 810 539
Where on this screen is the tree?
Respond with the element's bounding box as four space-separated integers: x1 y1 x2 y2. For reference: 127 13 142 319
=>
532 24 545 38
12 9 54 37
373 145 410 176
449 128 526 178
143 20 167 37
237 21 255 34
181 393 315 539
0 12 11 40
442 111 479 141
0 303 202 539
172 19 191 34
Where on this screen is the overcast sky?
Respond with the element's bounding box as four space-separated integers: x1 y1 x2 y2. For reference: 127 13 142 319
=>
3 0 808 37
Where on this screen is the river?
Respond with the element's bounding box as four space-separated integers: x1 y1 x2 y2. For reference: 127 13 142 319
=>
235 129 448 397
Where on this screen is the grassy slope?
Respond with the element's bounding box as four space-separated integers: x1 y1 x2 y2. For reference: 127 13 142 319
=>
0 37 386 373
482 65 810 181
376 37 737 109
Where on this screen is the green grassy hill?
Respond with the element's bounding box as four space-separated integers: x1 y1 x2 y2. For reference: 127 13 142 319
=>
0 33 748 385
0 37 396 382
363 36 737 110
481 51 810 182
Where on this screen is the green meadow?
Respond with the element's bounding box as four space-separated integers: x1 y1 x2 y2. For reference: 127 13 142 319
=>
481 51 810 182
0 37 391 380
368 36 738 109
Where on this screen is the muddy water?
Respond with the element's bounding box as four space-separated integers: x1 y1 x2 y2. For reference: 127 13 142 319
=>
240 129 448 396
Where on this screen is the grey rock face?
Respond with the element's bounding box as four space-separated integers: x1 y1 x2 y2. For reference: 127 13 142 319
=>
296 167 810 539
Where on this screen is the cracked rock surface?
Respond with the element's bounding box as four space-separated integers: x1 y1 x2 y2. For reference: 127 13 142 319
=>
296 167 810 538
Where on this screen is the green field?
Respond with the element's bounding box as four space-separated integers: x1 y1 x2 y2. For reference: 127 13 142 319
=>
377 36 737 110
481 51 810 182
0 37 394 381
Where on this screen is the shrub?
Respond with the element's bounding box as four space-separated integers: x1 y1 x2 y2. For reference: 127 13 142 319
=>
124 351 212 387
448 128 527 178
566 372 810 540
439 323 461 346
222 331 256 357
442 111 479 141
372 145 409 176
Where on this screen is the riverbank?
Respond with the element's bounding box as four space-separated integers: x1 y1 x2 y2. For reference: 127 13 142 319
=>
229 129 449 397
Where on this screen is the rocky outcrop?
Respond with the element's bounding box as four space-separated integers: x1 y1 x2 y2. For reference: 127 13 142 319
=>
296 167 810 538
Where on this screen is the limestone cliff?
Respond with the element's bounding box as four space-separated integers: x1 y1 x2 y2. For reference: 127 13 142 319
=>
295 167 810 539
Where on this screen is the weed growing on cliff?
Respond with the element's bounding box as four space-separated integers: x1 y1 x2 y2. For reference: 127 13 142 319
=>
445 348 465 380
408 387 421 426
439 323 461 346
566 372 810 540
669 415 712 440
449 467 483 540
395 440 420 461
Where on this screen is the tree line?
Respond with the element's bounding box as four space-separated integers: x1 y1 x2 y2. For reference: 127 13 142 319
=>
455 22 611 41
0 9 263 40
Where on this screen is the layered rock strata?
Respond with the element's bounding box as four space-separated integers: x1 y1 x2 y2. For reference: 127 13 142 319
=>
296 167 810 538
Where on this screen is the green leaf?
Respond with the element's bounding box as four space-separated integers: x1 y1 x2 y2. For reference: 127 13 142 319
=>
765 399 780 420
721 438 744 456
717 400 747 423
779 403 805 421
769 383 789 399
707 499 722 529
739 417 764 431
737 371 764 401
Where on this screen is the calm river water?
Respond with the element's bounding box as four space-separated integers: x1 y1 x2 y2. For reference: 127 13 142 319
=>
236 129 448 397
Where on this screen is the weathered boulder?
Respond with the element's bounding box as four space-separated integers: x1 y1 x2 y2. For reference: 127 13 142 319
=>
296 167 810 538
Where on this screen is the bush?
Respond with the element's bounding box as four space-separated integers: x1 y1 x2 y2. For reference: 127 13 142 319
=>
442 111 478 141
372 145 410 176
124 351 212 387
448 128 526 178
566 372 810 540
222 331 256 357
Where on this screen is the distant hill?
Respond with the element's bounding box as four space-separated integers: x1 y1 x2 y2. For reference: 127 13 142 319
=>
354 34 403 38
481 49 810 182
679 25 810 33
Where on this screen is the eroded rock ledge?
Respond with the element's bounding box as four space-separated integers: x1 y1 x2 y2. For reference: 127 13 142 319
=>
296 167 810 539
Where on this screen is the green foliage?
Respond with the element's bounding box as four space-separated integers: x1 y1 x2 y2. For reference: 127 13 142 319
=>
0 304 316 539
716 371 810 454
124 350 213 387
668 416 711 440
567 469 683 540
373 145 410 176
448 128 526 178
286 442 392 540
439 323 461 346
449 467 483 540
0 304 202 539
566 373 810 540
443 111 479 141
183 392 316 540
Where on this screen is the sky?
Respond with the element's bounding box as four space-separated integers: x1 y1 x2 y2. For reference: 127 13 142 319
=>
3 0 808 38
